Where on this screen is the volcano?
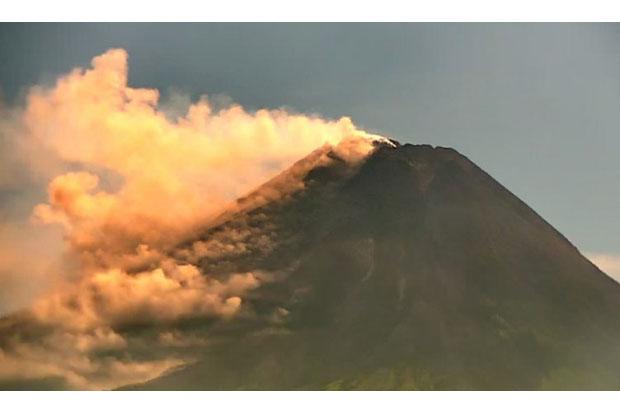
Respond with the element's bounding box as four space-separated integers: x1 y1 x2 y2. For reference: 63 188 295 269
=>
121 140 620 390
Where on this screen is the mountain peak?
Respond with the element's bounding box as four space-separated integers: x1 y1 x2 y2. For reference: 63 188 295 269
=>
4 135 620 390
133 137 620 390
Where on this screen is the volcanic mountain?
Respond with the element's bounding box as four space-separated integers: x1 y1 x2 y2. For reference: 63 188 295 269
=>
123 140 620 390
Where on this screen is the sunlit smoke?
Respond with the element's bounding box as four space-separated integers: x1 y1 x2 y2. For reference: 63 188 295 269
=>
0 48 388 388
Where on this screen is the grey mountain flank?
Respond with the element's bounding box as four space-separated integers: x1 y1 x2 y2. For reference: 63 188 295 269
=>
2 140 620 390
129 140 620 390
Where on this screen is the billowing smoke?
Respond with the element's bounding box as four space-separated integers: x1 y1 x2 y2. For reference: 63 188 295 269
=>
0 49 388 388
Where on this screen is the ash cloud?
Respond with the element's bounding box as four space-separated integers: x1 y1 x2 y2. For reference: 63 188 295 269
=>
0 48 388 388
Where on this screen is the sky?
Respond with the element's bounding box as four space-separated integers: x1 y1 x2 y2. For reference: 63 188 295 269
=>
0 23 619 269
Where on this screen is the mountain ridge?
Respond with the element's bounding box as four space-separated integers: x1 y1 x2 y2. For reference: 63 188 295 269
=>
123 140 620 390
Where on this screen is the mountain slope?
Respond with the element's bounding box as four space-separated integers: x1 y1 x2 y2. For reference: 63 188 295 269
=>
125 141 620 390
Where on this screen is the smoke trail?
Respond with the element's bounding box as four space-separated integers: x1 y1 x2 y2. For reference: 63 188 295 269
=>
0 48 388 388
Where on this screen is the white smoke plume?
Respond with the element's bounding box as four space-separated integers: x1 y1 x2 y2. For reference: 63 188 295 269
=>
0 48 388 388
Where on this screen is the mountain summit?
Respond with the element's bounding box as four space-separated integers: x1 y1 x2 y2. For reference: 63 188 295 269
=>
125 141 620 390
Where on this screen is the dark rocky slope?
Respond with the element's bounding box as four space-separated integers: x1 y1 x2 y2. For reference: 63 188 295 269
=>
126 142 620 390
